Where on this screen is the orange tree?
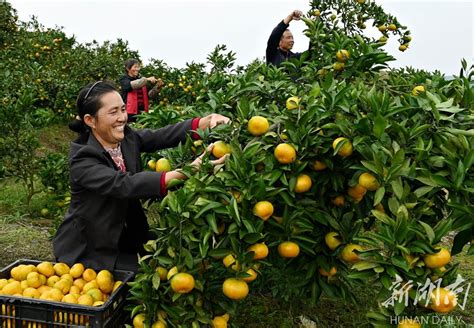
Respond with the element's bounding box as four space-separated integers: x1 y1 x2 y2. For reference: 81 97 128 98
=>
127 1 473 327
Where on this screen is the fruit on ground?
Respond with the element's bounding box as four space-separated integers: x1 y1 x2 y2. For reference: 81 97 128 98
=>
253 201 274 221
294 174 312 193
155 158 171 172
423 247 451 269
332 137 353 157
430 287 457 313
170 272 195 294
247 116 269 136
325 232 342 250
278 241 300 258
212 141 231 158
222 278 249 300
286 96 300 110
274 143 296 164
358 172 380 191
341 244 363 263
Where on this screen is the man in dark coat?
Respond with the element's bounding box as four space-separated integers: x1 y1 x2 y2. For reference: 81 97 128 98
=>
266 10 307 66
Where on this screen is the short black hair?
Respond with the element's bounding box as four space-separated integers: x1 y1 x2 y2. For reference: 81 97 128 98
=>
124 58 140 71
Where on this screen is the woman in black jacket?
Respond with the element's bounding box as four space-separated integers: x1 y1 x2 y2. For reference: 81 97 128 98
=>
54 81 229 272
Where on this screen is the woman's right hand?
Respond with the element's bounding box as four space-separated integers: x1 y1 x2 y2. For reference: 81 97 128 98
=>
147 76 157 84
191 143 229 169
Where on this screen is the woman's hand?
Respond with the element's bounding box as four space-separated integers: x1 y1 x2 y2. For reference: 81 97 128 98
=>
199 114 231 129
147 76 157 84
191 143 229 169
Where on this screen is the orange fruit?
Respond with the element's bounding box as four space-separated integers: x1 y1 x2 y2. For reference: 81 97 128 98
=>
430 287 457 313
294 174 312 193
212 316 228 328
222 278 249 300
347 184 367 202
96 270 114 294
286 96 300 110
274 143 296 164
412 85 425 96
336 49 350 62
331 195 345 207
156 158 171 172
341 244 363 263
247 243 269 260
156 267 168 281
170 273 195 294
397 319 421 328
248 116 269 136
132 313 145 328
312 160 327 171
82 268 97 282
253 201 274 221
53 263 70 276
423 247 451 269
212 141 231 158
388 23 397 31
36 262 55 277
358 172 380 191
332 137 353 157
319 267 337 277
242 268 258 282
333 62 345 71
222 254 240 271
278 241 300 258
325 232 342 250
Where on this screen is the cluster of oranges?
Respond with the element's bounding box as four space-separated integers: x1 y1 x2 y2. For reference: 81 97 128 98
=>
0 262 122 307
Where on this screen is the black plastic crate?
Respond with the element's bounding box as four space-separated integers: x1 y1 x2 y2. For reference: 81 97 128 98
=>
0 259 134 327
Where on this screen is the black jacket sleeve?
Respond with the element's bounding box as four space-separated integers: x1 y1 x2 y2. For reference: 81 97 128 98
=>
266 20 289 64
120 75 132 94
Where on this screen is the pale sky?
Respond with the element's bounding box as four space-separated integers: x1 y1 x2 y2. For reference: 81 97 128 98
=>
10 0 474 76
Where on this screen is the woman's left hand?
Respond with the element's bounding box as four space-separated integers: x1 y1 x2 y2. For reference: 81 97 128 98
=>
199 114 231 129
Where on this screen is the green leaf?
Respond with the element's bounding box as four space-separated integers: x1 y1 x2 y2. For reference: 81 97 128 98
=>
394 301 405 316
391 179 403 200
414 186 433 198
373 186 385 206
373 115 387 139
195 201 222 218
152 272 161 290
352 261 380 271
418 221 435 243
452 228 473 256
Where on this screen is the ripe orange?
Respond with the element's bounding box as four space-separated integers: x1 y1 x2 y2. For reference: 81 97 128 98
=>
248 243 269 260
278 241 300 258
325 232 342 250
332 137 353 157
132 313 146 328
378 25 387 32
341 244 363 263
242 268 258 283
423 247 451 269
222 254 240 271
336 49 350 62
347 184 367 202
397 319 421 328
294 174 312 193
286 96 300 110
358 172 380 191
222 278 249 300
333 62 345 71
212 316 228 328
412 85 425 96
212 141 231 158
430 287 457 313
399 44 408 52
156 267 168 281
319 267 337 277
248 116 269 136
155 158 171 172
274 143 296 164
388 23 397 31
170 272 195 294
151 320 167 328
312 160 327 171
147 159 156 170
253 201 274 221
331 195 345 207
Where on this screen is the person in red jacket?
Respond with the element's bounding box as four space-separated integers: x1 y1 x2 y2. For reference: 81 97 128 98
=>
119 58 164 122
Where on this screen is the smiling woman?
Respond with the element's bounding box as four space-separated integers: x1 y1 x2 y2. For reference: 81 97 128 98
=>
53 81 231 272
